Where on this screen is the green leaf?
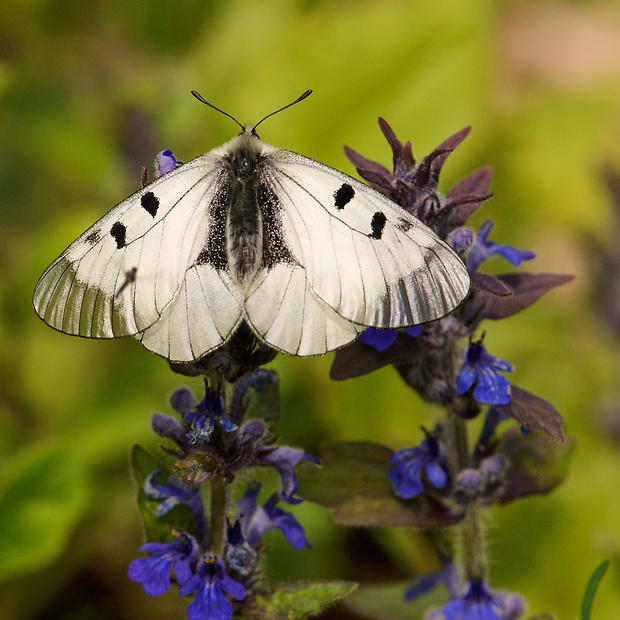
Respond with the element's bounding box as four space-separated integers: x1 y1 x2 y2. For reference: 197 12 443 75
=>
0 443 87 582
253 580 358 619
296 441 462 527
581 560 609 620
130 444 195 543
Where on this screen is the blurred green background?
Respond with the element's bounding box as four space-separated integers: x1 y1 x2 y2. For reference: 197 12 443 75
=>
1 0 620 618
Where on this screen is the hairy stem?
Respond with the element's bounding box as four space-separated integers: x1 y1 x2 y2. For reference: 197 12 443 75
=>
446 408 486 581
209 474 228 557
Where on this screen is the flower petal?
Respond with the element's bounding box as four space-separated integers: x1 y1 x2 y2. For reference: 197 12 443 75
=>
455 366 478 394
424 461 449 489
360 328 398 352
474 367 512 405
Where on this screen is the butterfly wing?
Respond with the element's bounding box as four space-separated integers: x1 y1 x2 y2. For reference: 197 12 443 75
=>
137 262 242 361
32 153 243 357
244 262 363 356
257 149 470 331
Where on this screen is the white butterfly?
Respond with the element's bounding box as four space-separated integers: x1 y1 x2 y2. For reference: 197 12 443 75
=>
33 91 470 362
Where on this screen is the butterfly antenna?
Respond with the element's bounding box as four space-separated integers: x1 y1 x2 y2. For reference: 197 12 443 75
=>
191 89 312 132
252 89 313 132
191 90 245 131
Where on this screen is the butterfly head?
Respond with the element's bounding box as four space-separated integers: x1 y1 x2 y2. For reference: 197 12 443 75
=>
242 123 262 140
225 129 268 176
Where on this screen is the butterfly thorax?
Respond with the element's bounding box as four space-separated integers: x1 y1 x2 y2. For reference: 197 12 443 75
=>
225 133 267 289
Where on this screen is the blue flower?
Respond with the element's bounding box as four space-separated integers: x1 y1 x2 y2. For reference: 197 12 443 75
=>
179 556 246 620
237 482 312 551
143 470 207 540
455 340 514 406
144 470 201 516
256 446 319 503
467 219 535 273
184 388 238 443
225 518 258 577
427 579 524 620
388 435 448 499
128 531 198 596
360 325 424 352
156 149 181 176
229 368 279 420
405 554 460 601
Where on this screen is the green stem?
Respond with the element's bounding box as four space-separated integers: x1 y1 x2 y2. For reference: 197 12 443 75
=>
209 474 229 557
446 409 469 472
445 408 487 581
460 503 486 580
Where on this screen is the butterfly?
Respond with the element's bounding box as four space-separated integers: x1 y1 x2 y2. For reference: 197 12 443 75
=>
33 90 470 362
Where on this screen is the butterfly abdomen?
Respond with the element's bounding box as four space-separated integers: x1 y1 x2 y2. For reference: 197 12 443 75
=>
225 137 265 287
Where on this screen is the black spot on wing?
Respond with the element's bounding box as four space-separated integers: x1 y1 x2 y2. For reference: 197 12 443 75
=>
85 229 101 244
110 222 127 249
334 183 355 209
369 211 387 239
397 218 413 232
141 191 159 217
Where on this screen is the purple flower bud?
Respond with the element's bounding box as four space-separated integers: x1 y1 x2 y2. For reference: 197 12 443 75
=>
479 456 506 484
156 149 179 177
151 413 186 445
225 519 258 577
454 468 484 501
447 227 474 254
170 388 197 415
238 419 266 443
360 328 398 352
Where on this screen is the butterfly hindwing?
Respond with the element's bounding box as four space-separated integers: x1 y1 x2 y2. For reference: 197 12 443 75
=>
245 262 362 356
262 150 470 328
138 262 243 362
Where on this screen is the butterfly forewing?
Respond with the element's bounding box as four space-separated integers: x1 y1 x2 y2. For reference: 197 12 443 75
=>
33 154 224 340
264 150 470 327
